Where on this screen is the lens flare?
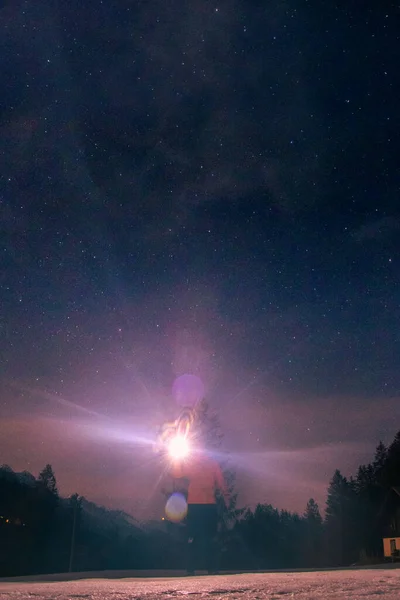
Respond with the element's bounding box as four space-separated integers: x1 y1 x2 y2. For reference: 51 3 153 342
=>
172 374 205 408
168 434 190 460
165 492 188 523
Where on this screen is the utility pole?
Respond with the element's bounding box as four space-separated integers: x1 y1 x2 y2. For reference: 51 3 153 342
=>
69 494 80 573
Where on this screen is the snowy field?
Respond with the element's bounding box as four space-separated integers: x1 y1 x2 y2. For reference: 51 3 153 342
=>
1 569 400 600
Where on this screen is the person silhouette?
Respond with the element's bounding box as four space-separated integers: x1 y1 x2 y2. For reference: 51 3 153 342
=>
171 449 228 574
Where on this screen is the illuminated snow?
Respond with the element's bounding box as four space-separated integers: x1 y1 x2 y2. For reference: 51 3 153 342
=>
1 568 400 599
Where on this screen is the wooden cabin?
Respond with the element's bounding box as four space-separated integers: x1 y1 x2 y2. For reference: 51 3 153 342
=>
382 487 400 560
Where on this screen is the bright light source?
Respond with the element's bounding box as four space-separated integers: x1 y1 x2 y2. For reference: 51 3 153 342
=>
168 434 190 460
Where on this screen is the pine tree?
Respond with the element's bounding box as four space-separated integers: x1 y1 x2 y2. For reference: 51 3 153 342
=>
303 498 323 567
68 494 82 572
355 464 373 491
186 398 245 571
325 469 348 565
193 399 243 524
355 462 382 559
385 432 400 487
38 464 58 496
194 399 224 449
388 431 400 455
304 498 322 525
373 441 388 485
373 441 388 471
325 470 348 523
325 470 358 565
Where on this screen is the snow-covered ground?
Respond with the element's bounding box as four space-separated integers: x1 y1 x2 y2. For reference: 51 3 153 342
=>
1 569 400 599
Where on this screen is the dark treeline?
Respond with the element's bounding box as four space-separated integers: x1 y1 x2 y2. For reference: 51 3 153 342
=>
1 431 399 576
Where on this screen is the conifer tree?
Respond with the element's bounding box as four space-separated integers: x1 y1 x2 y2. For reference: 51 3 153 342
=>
304 498 322 525
38 464 58 496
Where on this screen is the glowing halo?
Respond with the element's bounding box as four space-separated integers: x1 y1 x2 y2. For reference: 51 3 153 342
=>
168 434 190 460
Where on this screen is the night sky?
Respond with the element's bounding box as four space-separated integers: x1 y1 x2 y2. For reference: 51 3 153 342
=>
1 1 399 520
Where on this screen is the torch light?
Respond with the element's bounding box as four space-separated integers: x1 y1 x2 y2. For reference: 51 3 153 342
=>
168 434 190 460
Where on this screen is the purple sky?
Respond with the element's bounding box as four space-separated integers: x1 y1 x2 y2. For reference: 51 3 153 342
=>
2 378 397 519
1 0 399 521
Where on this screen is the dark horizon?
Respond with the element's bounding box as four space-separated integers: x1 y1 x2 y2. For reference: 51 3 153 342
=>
1 0 399 522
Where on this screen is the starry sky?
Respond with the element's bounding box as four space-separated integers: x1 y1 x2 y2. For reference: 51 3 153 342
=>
1 1 399 520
